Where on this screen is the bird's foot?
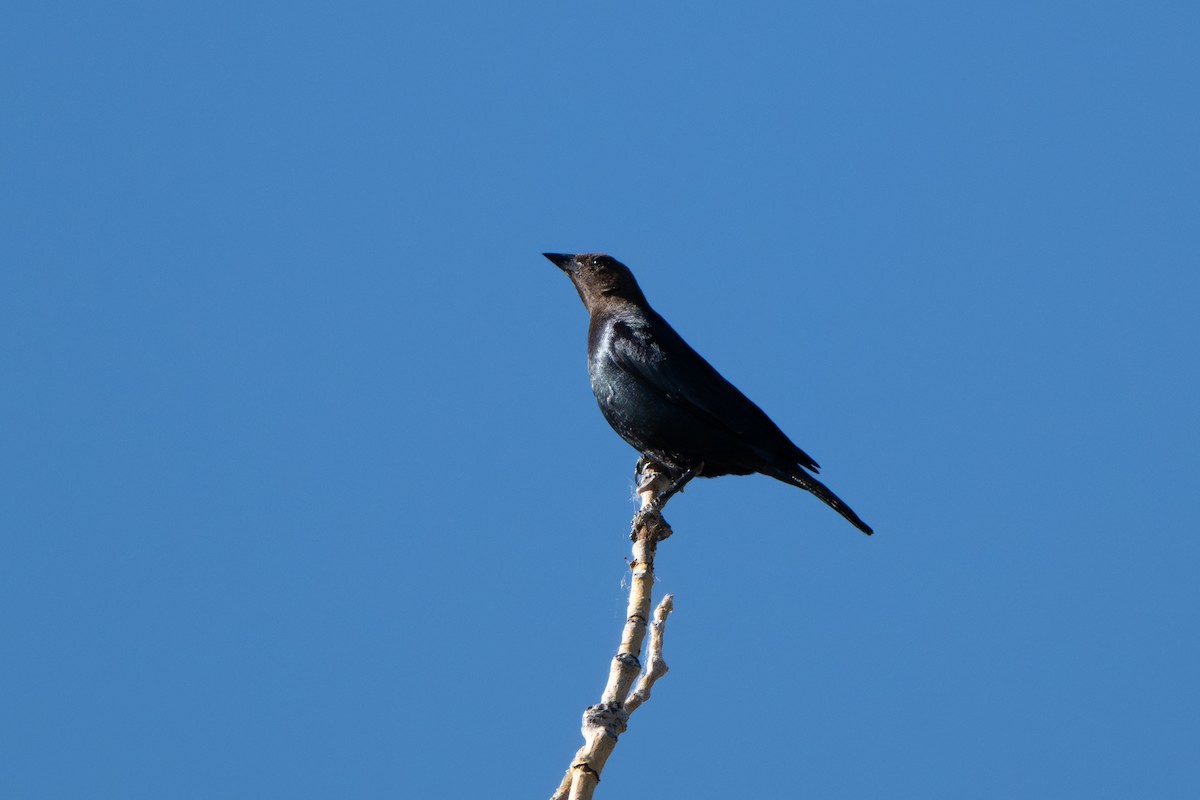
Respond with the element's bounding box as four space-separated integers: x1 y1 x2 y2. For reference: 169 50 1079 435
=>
634 458 702 512
634 456 668 495
629 459 701 541
646 461 702 512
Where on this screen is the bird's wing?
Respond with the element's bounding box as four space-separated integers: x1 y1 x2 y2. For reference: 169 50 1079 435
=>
608 316 820 472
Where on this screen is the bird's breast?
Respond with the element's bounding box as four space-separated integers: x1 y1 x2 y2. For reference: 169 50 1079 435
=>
589 350 666 446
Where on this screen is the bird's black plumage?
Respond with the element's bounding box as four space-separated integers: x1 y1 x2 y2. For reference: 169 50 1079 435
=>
545 252 873 535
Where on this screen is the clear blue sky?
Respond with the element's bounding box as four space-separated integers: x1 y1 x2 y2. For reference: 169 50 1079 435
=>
3 2 1197 798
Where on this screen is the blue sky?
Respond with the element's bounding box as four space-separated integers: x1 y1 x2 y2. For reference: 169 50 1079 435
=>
3 2 1197 797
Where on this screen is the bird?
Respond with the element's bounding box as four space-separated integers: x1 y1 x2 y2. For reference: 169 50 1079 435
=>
544 252 873 535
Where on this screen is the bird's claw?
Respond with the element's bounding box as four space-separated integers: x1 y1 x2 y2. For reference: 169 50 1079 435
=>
634 456 669 494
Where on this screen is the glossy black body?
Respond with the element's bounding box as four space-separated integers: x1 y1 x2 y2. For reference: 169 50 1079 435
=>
545 252 872 535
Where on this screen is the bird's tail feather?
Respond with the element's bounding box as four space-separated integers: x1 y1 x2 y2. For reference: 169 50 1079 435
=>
772 468 874 535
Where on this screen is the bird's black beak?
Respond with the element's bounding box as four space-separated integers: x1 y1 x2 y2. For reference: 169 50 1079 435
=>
543 253 577 273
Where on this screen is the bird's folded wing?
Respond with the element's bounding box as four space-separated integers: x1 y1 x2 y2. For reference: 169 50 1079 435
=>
607 318 820 473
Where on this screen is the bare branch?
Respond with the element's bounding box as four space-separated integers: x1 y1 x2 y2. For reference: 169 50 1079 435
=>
624 594 673 714
550 461 679 800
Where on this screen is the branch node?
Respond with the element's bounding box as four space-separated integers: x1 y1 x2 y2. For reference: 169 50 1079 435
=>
614 652 641 670
631 508 673 542
581 702 629 740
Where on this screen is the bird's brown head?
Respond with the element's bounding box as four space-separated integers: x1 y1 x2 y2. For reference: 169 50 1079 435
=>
543 253 648 311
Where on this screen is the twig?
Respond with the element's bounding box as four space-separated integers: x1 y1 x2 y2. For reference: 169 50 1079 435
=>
549 461 679 800
624 594 672 714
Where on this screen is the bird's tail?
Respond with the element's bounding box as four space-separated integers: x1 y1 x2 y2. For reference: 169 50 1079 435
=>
771 467 874 535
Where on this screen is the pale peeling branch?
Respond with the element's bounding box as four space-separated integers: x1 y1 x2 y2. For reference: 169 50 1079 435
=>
550 461 680 800
624 594 672 714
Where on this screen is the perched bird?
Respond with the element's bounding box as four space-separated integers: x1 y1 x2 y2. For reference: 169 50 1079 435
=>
545 252 873 535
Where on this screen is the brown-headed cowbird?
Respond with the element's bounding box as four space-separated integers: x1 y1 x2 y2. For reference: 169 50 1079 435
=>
545 252 873 535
